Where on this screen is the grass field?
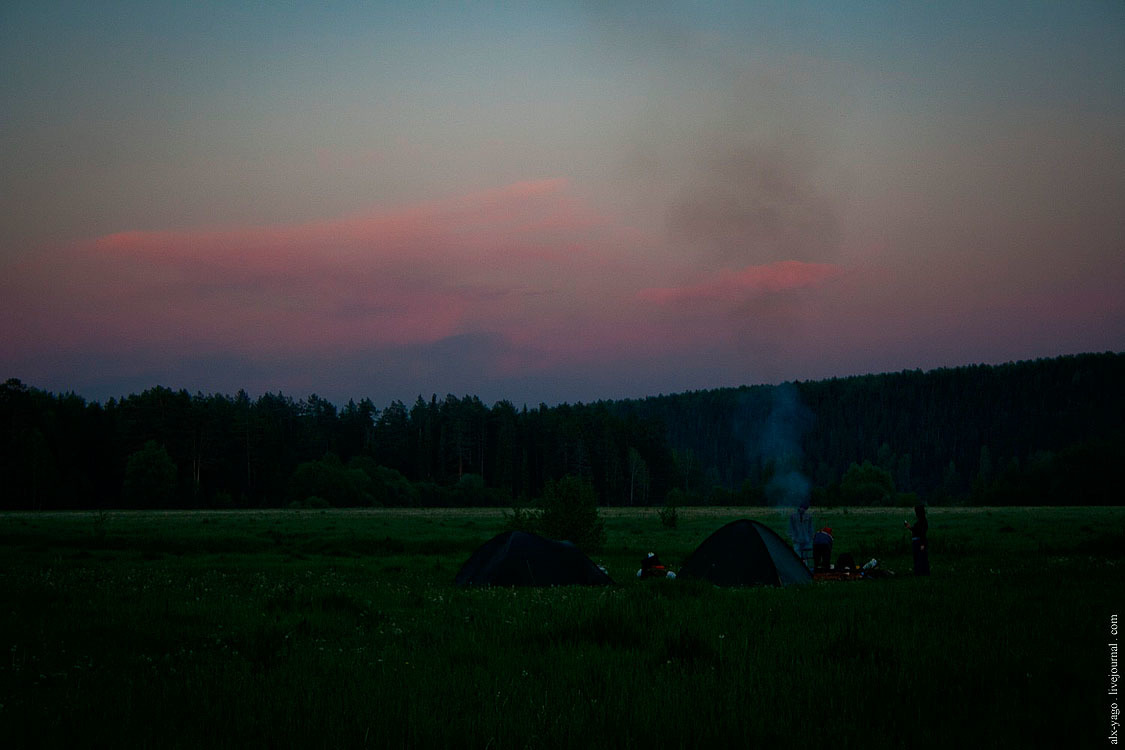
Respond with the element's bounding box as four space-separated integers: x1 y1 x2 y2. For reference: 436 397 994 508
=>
1 506 1122 749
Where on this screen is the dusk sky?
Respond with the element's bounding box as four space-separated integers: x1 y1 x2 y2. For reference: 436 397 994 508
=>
3 1 1123 406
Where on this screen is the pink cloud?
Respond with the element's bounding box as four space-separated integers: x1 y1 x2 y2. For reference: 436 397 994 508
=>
2 178 878 397
2 178 646 367
91 178 591 275
636 261 842 305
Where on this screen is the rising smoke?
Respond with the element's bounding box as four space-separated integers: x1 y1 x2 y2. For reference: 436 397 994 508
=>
580 5 847 269
666 143 842 265
743 382 815 507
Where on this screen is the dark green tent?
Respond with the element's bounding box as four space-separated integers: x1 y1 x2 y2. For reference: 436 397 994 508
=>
679 519 812 586
455 531 612 586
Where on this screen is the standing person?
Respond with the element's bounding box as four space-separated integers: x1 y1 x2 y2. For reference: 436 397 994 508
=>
905 504 930 576
788 500 814 569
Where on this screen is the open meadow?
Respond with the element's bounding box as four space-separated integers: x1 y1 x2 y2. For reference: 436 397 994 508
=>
2 506 1122 749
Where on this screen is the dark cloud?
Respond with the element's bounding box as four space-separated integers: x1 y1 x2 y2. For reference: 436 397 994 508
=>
666 144 841 263
580 3 848 267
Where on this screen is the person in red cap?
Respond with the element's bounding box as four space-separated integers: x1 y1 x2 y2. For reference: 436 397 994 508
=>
812 526 834 573
636 552 675 579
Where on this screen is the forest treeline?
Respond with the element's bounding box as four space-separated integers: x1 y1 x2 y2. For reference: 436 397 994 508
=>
2 352 1122 510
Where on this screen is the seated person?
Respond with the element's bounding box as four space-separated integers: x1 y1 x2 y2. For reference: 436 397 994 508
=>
637 552 675 579
812 527 834 572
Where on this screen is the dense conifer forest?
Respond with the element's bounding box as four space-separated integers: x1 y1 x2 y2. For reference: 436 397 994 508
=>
2 352 1121 510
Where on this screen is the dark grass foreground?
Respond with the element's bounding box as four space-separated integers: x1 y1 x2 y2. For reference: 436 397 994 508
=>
1 507 1121 749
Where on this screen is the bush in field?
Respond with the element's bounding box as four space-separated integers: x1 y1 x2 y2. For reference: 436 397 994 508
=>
122 440 177 507
504 502 539 533
374 465 420 506
290 495 329 509
507 476 606 550
211 490 235 509
347 456 418 506
287 454 374 507
658 493 679 528
446 473 509 506
458 473 485 491
537 475 605 551
839 460 897 506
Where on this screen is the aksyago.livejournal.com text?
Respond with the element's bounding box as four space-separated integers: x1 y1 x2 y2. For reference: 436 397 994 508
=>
1111 614 1119 745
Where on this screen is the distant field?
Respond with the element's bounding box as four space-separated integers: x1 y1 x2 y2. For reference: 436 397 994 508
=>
1 507 1122 748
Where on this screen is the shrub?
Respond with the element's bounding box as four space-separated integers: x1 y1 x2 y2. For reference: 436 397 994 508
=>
211 491 235 509
292 495 329 509
448 473 506 506
658 495 679 529
840 461 896 506
347 457 420 506
536 476 605 551
503 502 538 533
288 455 374 507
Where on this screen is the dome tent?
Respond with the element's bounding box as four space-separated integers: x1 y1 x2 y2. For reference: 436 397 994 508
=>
679 519 812 586
455 530 613 586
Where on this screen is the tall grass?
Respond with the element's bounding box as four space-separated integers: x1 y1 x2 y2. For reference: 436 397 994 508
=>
1 507 1121 748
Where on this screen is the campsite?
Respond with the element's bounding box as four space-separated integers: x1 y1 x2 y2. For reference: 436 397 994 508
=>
1 505 1120 749
5 0 1123 745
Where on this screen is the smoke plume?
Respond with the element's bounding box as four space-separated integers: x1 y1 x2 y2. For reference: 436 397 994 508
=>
741 382 815 507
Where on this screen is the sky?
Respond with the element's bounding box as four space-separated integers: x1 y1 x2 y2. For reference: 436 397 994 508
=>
2 1 1123 406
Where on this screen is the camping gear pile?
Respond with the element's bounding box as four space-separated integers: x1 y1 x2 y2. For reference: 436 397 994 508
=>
813 556 891 581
